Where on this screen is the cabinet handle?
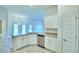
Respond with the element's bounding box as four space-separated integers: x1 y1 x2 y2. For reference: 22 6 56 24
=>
64 39 67 41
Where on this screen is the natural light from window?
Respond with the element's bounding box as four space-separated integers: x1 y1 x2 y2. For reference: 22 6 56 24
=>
29 25 32 32
13 24 18 35
22 25 26 34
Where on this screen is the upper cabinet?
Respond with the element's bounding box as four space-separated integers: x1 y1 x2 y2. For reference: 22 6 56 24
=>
44 15 58 29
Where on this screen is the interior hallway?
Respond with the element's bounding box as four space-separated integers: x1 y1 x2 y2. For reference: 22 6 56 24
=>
13 45 54 53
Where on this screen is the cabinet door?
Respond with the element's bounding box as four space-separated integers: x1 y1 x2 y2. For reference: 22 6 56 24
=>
29 35 37 45
50 38 57 52
45 36 57 52
44 17 50 28
22 36 29 46
16 37 22 49
44 15 58 28
50 15 58 28
45 36 50 49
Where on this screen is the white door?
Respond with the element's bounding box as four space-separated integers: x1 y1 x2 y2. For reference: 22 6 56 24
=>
62 12 77 53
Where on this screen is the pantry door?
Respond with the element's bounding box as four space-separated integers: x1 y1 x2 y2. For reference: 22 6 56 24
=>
62 12 77 53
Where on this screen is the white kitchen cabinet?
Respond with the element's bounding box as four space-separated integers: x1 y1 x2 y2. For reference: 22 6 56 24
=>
45 36 57 52
44 17 50 28
29 35 37 45
45 36 50 49
16 37 23 49
22 34 37 46
22 35 29 47
12 34 37 51
13 36 23 50
44 15 58 28
49 37 57 52
50 15 58 28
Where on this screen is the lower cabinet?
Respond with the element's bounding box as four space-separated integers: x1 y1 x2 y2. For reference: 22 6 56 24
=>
13 34 37 51
29 35 37 45
45 36 50 49
13 36 23 50
22 35 29 47
45 36 57 52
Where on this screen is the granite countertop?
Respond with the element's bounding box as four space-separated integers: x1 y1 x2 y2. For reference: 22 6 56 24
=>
12 32 38 38
12 32 57 38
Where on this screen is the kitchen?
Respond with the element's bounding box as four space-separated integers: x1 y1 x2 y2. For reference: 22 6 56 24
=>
11 5 58 53
0 5 79 53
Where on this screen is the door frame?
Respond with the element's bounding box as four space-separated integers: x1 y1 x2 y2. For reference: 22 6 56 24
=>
62 12 78 53
76 12 79 53
0 19 6 52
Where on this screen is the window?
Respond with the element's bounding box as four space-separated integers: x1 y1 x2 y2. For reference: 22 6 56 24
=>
29 25 32 32
13 24 19 35
37 25 43 32
22 25 26 34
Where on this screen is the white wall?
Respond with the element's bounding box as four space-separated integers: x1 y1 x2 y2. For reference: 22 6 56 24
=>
44 6 57 16
0 7 8 52
7 11 29 51
0 9 29 52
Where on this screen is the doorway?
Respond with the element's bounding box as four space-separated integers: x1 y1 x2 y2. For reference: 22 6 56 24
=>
62 12 77 53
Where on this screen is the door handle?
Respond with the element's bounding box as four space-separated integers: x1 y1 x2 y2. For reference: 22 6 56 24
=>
64 39 67 41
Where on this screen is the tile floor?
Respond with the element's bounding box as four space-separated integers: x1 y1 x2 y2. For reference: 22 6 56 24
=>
13 46 52 53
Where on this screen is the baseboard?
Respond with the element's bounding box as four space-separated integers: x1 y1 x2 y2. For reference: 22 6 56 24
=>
44 48 56 53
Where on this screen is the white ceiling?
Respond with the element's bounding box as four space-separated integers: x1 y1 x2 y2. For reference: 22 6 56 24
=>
0 5 57 16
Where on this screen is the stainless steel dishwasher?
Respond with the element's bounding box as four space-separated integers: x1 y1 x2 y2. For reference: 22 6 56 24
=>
37 34 45 48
